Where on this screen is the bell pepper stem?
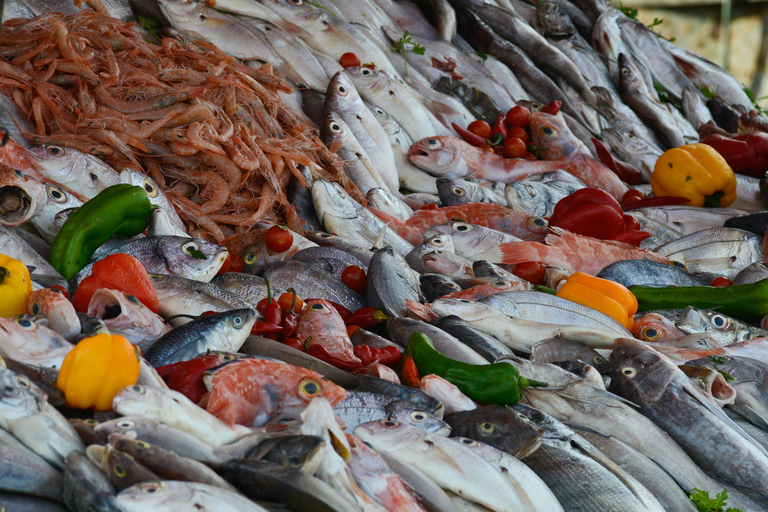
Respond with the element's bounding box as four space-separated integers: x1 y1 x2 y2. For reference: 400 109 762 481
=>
519 376 549 389
534 285 557 295
0 266 8 283
703 190 725 208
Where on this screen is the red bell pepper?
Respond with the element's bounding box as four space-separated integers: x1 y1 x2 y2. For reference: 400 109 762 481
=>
164 354 228 404
592 138 643 185
549 189 626 239
72 253 159 314
250 321 283 336
622 196 691 211
700 133 768 178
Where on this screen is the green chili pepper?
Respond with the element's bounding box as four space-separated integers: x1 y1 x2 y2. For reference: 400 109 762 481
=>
630 278 768 322
49 184 155 280
405 332 547 405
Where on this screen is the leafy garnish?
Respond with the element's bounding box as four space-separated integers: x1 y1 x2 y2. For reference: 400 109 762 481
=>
188 248 207 260
137 15 162 43
620 5 638 19
698 86 716 99
743 84 768 115
390 31 425 76
647 17 664 28
688 488 742 512
362 62 376 69
306 1 337 17
707 355 734 381
654 82 670 103
476 51 488 65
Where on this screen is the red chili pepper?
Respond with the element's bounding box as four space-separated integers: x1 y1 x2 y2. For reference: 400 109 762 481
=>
549 189 625 239
621 189 646 207
591 138 643 185
353 345 400 367
281 310 298 340
165 354 226 404
608 230 652 246
622 196 691 211
491 114 508 139
700 133 761 176
250 321 284 337
155 361 184 380
420 203 439 210
346 307 390 328
305 344 362 371
261 278 283 326
354 345 376 366
540 100 562 115
452 122 486 147
216 253 232 276
401 354 420 387
376 346 401 367
312 300 352 322
283 337 303 351
49 285 69 299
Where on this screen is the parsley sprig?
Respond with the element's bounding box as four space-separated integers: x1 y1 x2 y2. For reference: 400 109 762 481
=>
390 31 425 77
688 488 742 512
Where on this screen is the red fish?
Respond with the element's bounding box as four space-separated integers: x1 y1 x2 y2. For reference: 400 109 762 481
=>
296 299 361 369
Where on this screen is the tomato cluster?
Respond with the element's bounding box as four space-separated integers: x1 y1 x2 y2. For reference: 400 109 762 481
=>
454 106 539 160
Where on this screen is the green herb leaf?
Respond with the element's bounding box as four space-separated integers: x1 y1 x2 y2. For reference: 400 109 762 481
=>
476 51 488 64
306 1 338 17
688 488 742 512
743 84 768 115
648 17 664 28
620 5 638 19
707 355 729 365
188 248 207 260
390 31 425 76
698 86 716 99
136 15 162 43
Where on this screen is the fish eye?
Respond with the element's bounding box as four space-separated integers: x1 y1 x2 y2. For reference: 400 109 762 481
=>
130 385 145 394
640 327 661 341
31 302 41 315
451 187 466 196
142 179 158 198
84 419 98 425
117 420 135 429
625 132 635 139
620 366 637 378
459 437 477 446
530 103 542 111
670 261 686 269
362 68 374 77
334 83 348 96
222 354 236 361
529 217 548 230
620 67 630 75
374 108 384 116
287 0 303 4
409 411 427 422
13 318 35 330
136 441 150 449
13 169 24 179
299 379 322 397
15 376 31 389
243 252 256 265
125 294 141 305
310 303 326 311
540 126 557 137
492 281 507 288
429 237 444 248
524 184 537 196
148 273 164 281
709 314 729 329
46 145 66 156
426 138 441 149
479 422 494 434
141 482 162 493
458 299 472 303
232 314 245 328
46 185 67 203
334 184 347 198
113 464 127 478
181 241 200 256
329 121 342 133
380 420 399 428
452 222 472 232
288 456 302 467
594 355 605 365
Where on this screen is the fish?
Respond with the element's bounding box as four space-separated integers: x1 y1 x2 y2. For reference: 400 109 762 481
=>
85 444 161 491
676 306 768 345
62 451 120 512
367 246 422 319
376 450 463 512
597 259 708 288
116 480 268 512
28 182 84 245
0 316 74 368
149 273 243 326
354 420 533 512
333 391 402 433
367 187 414 223
25 145 121 201
679 364 737 406
295 298 361 368
415 250 475 280
142 309 256 367
504 172 586 218
0 167 46 227
654 227 763 279
600 128 661 182
609 337 768 500
28 288 80 342
431 314 515 361
436 177 508 207
419 274 463 302
530 338 612 373
86 288 171 350
406 234 457 267
0 225 63 282
119 169 186 234
629 205 747 235
0 428 63 501
632 312 687 342
292 245 368 271
203 358 347 428
372 202 549 246
345 434 429 512
312 179 414 256
409 135 580 182
424 221 520 259
387 317 488 364
420 374 477 414
254 434 327 474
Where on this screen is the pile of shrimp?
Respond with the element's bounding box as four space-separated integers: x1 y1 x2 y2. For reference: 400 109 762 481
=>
0 10 360 242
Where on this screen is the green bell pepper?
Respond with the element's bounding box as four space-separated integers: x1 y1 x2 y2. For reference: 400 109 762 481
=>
630 278 768 322
49 184 155 280
405 332 547 405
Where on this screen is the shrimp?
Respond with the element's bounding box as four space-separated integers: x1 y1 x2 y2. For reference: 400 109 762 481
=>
165 168 229 215
198 151 242 193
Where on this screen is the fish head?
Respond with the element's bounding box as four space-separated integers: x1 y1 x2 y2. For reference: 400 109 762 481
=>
94 416 157 440
112 385 166 419
436 177 474 206
261 434 327 474
505 181 553 217
115 481 183 508
324 71 364 116
608 337 678 403
408 136 464 177
87 288 165 339
259 0 322 24
312 179 360 225
678 364 737 405
120 170 183 231
601 128 656 158
617 53 644 95
431 298 498 321
0 315 70 351
536 1 577 37
296 300 358 365
34 183 82 242
529 111 576 159
353 419 416 448
420 233 455 254
148 207 189 237
300 396 351 456
632 312 685 342
0 167 47 225
29 288 79 336
444 405 543 458
158 0 204 24
421 250 471 277
385 399 451 435
367 104 399 136
0 366 41 425
156 236 229 282
27 145 118 199
343 66 388 94
320 112 352 146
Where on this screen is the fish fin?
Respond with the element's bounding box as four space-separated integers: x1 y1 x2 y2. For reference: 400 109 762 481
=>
738 405 768 431
367 207 421 245
405 299 436 321
497 240 570 269
372 223 389 250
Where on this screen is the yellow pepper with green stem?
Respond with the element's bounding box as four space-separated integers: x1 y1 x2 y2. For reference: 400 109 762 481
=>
556 272 638 330
0 254 32 317
651 143 737 208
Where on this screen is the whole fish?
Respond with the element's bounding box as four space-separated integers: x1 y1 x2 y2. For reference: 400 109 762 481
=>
629 205 747 235
354 420 533 512
530 338 612 373
28 288 80 342
409 135 579 182
204 358 347 428
86 288 170 350
504 171 586 218
62 451 120 512
0 316 74 368
116 481 267 512
26 145 121 201
436 177 508 207
86 444 161 491
0 167 46 227
0 225 63 282
597 259 708 288
312 179 414 256
676 306 768 345
609 337 768 499
295 298 361 368
431 315 515 361
424 221 519 259
142 309 256 367
149 273 243 325
0 428 63 501
367 246 422 319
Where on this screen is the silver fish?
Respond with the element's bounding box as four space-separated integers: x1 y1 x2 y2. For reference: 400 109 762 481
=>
601 129 661 182
320 113 386 193
86 288 171 350
149 273 247 326
26 145 120 201
116 481 267 512
0 316 73 368
119 170 186 234
367 187 414 222
28 183 83 245
676 306 768 345
629 205 748 235
436 177 507 207
367 246 422 318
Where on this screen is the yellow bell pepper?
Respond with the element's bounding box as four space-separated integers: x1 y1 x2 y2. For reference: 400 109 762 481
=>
556 272 638 330
56 333 141 411
0 254 32 317
651 143 737 208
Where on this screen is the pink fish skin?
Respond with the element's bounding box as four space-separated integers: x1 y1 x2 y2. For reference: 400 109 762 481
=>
295 299 361 368
632 313 686 342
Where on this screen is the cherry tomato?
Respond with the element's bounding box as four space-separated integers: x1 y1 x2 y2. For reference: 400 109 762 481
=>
507 126 529 144
277 291 303 312
346 325 361 337
479 144 494 153
216 253 231 276
467 120 491 138
341 265 367 293
228 253 244 273
521 152 538 161
505 105 530 127
621 189 646 207
283 338 303 351
256 297 272 315
512 262 546 285
711 277 733 287
339 52 361 68
264 225 293 253
502 137 527 158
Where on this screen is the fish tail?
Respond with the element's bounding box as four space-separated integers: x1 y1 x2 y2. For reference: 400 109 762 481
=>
367 206 422 245
405 298 436 321
497 240 570 269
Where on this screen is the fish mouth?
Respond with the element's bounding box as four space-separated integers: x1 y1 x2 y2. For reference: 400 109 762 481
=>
408 147 430 158
0 184 35 225
91 290 124 320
